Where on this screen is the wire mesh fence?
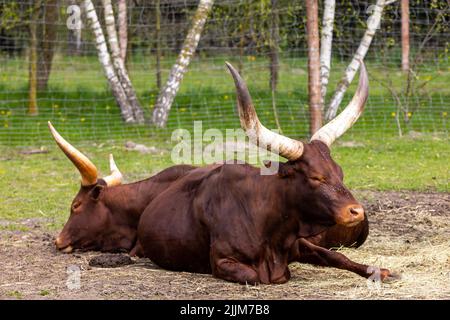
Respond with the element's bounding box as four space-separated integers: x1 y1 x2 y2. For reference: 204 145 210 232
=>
0 0 448 146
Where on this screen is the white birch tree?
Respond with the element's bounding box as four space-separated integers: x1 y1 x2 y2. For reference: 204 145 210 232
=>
320 0 335 102
84 0 135 123
117 0 127 62
152 0 214 127
324 0 388 121
102 0 144 123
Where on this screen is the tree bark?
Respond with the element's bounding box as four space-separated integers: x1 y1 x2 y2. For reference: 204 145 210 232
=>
236 2 246 74
401 0 410 72
325 0 387 121
269 0 282 132
155 0 162 90
269 0 280 93
37 0 58 90
84 0 135 123
103 0 144 123
238 26 245 75
320 0 335 102
28 23 38 115
152 0 214 127
305 0 323 135
118 0 127 62
28 1 41 116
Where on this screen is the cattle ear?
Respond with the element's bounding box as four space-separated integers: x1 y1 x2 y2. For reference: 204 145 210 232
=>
89 184 105 201
278 162 295 178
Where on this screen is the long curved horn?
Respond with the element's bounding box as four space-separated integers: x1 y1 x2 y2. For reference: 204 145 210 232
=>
226 62 304 161
311 61 369 146
102 154 123 187
48 121 98 186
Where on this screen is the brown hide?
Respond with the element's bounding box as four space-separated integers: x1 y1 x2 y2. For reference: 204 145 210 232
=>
55 165 195 253
137 141 388 284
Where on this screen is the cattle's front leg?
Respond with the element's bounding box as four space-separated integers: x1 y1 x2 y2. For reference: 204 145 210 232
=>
212 257 261 284
295 238 397 281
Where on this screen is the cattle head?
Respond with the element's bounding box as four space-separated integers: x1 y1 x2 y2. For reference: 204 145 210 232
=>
226 62 368 228
48 122 124 253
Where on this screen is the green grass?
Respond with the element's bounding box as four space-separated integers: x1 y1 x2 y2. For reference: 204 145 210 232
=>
7 291 23 299
39 290 50 296
0 224 30 232
333 137 449 191
0 54 448 145
0 135 448 228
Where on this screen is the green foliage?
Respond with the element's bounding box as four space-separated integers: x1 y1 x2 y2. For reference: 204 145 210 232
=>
0 2 22 30
207 0 449 59
1 0 449 59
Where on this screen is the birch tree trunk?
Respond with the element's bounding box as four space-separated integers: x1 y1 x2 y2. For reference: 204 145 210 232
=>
117 0 127 62
152 0 214 127
84 0 135 123
37 0 58 90
325 0 386 121
401 0 410 72
305 0 323 135
103 0 144 123
320 0 335 102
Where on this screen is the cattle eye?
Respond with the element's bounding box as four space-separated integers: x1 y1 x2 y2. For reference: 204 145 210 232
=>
72 201 81 210
310 176 325 183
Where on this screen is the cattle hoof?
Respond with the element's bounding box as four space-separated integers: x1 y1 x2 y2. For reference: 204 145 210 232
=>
380 269 401 282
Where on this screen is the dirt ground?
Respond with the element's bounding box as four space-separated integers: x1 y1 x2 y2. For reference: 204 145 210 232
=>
0 191 449 300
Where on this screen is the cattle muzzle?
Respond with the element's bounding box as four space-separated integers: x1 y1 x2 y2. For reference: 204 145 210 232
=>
335 204 365 227
55 236 73 253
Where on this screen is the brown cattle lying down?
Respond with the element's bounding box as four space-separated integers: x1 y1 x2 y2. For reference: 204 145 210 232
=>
48 62 394 284
136 62 395 284
49 127 367 265
48 121 195 254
